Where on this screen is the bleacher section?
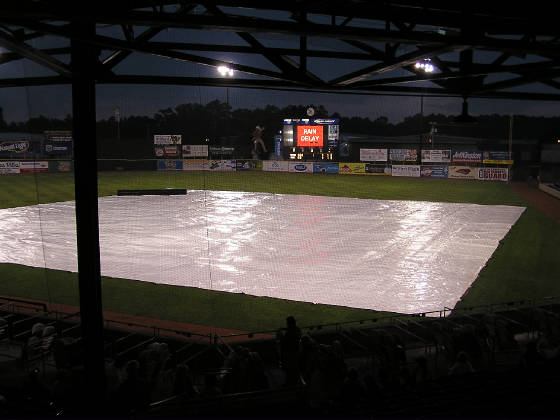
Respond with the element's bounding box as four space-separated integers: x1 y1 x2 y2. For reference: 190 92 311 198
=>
1 297 559 418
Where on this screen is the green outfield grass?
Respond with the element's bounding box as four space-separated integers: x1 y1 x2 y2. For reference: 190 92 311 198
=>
0 170 559 331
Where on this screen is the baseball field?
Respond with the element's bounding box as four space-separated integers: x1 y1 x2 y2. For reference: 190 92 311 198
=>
0 170 558 332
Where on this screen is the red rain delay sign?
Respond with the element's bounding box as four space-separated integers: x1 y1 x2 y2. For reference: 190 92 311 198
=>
297 125 323 147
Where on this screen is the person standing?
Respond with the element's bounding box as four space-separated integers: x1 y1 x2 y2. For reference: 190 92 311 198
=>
252 125 267 159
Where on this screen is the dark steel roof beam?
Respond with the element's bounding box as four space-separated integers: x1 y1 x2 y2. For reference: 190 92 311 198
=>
204 4 322 84
0 28 71 77
330 45 467 86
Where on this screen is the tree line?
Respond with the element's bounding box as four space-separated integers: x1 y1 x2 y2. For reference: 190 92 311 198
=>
1 101 558 149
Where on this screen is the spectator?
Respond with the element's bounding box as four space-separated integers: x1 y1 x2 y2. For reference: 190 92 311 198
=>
340 368 367 412
280 316 302 386
449 351 475 376
200 374 222 398
173 364 198 398
115 359 150 415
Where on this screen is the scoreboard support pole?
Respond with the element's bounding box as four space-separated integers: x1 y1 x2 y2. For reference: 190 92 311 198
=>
71 18 107 413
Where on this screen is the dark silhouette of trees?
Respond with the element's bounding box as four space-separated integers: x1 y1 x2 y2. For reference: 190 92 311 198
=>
1 102 558 152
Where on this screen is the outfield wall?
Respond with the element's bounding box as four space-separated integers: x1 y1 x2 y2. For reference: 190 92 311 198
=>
0 158 509 181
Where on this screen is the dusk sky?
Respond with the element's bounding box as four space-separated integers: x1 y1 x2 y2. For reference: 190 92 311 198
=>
2 22 560 124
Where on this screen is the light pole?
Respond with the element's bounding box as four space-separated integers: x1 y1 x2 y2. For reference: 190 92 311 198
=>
217 65 234 106
114 106 120 140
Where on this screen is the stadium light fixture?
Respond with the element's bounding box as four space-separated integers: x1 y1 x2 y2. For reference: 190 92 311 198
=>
217 65 234 77
415 59 435 73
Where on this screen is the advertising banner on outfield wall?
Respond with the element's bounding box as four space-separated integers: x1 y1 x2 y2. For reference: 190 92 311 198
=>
313 162 339 173
0 161 20 174
182 144 208 157
477 168 509 181
263 160 289 172
421 149 451 163
339 162 366 175
19 161 49 173
392 165 420 177
483 151 513 165
154 135 182 145
48 160 73 173
155 145 180 157
448 166 477 179
288 162 314 173
0 140 29 156
236 160 262 171
360 148 387 162
157 160 183 170
209 160 236 171
365 164 390 175
421 166 449 178
390 149 418 161
452 150 482 164
182 159 209 171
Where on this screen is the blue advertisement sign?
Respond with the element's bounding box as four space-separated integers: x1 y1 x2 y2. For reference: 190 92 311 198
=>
420 166 449 178
313 162 339 173
157 160 183 170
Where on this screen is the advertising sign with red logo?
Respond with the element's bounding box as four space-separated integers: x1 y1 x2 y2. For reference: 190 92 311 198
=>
448 166 476 179
19 161 49 173
296 126 323 147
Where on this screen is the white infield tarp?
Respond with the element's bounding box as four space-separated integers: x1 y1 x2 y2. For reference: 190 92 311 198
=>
0 191 525 314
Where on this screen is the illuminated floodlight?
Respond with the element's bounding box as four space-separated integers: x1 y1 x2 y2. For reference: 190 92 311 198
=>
415 59 435 73
217 65 234 77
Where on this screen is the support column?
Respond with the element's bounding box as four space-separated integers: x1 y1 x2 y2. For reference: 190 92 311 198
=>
71 18 106 412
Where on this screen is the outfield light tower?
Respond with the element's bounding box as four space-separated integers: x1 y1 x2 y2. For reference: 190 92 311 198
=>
217 65 235 106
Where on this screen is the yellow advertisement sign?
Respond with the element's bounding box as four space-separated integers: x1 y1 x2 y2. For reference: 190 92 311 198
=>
338 162 366 175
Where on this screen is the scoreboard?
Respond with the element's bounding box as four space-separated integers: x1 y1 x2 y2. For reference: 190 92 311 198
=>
282 118 339 161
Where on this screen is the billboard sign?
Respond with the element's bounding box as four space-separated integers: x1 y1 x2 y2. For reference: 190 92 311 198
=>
288 162 313 173
360 148 387 162
327 125 339 147
313 162 339 173
296 126 323 147
483 151 513 165
155 145 180 157
157 160 183 171
182 144 208 157
421 166 449 178
0 161 20 174
19 161 49 173
392 165 420 177
48 160 73 173
182 159 209 171
390 149 418 161
236 160 262 171
154 134 182 145
262 160 289 172
477 168 509 181
448 166 477 179
338 162 366 175
209 160 236 171
365 164 390 175
421 149 451 163
45 143 72 155
0 141 29 155
45 131 72 142
452 150 482 164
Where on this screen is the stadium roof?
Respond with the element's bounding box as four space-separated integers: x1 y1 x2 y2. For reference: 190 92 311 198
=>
0 1 559 102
